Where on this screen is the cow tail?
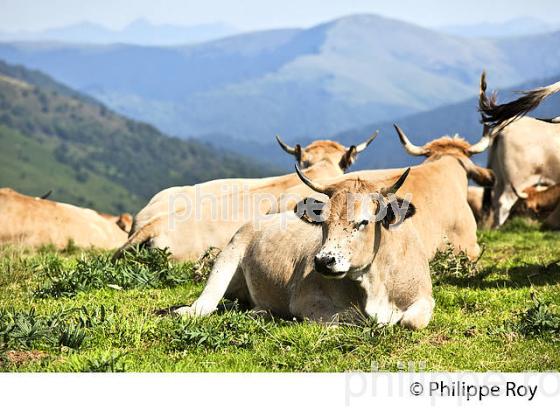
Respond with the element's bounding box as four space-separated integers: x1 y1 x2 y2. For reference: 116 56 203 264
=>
479 71 560 129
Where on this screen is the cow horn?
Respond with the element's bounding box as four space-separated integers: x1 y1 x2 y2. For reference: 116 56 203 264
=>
467 135 491 155
295 164 329 195
355 131 379 153
276 135 298 155
39 190 52 200
511 184 528 199
393 125 428 156
381 168 411 196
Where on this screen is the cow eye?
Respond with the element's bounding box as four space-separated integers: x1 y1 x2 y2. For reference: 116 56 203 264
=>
356 220 369 230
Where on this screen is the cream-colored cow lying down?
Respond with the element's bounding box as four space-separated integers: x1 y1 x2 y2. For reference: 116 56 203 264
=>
176 167 434 329
0 188 132 249
113 134 378 261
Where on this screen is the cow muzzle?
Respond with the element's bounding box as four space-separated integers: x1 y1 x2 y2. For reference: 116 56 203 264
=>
314 254 348 279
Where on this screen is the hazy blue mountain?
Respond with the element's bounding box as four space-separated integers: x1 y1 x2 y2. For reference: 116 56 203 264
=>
0 14 559 142
0 19 238 46
202 73 560 173
332 73 560 171
440 17 559 38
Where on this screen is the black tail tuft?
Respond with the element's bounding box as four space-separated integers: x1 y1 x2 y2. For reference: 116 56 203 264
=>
479 75 560 128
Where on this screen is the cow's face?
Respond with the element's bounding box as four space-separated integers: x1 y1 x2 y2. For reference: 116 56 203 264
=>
295 168 415 279
393 125 495 187
276 133 378 171
513 184 560 217
116 213 133 233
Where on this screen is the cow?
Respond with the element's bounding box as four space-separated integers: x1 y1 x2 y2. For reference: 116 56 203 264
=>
281 126 494 259
467 186 484 223
175 167 434 329
99 212 134 233
479 72 560 227
0 188 129 249
113 135 378 261
511 183 560 229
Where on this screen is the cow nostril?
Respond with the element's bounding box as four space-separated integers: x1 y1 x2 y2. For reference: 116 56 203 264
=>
314 255 336 272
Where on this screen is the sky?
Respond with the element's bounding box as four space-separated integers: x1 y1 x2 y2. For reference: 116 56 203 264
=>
0 0 559 32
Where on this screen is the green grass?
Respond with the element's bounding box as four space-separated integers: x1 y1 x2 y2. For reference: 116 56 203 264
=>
1 218 559 372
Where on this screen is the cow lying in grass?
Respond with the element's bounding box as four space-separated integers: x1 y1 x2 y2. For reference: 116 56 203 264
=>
511 182 560 229
0 188 131 249
280 128 494 260
114 134 377 261
176 167 434 329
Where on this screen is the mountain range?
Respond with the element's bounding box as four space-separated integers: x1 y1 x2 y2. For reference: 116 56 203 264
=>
439 17 559 38
0 60 278 214
203 73 560 171
0 19 238 46
332 73 560 171
0 14 559 144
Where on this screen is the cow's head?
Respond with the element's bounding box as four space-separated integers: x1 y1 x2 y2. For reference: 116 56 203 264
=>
512 183 560 217
394 124 495 187
294 166 416 279
276 132 378 171
116 213 133 233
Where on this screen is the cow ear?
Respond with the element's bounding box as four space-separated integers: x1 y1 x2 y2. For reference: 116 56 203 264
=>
382 197 416 229
470 166 495 187
294 197 326 224
339 145 358 170
458 158 495 187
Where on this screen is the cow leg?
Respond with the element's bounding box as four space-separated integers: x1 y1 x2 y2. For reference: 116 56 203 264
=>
491 185 517 227
175 238 247 317
400 297 434 330
289 291 342 323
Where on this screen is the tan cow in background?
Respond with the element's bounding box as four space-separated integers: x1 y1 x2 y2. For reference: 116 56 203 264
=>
113 135 378 261
176 168 434 329
0 188 129 249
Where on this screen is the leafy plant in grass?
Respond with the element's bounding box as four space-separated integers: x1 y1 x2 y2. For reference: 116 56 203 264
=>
0 307 87 350
517 294 560 337
430 244 479 282
77 353 127 372
34 247 195 298
165 310 269 351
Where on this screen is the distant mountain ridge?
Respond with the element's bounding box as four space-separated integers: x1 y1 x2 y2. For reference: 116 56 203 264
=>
0 19 238 46
0 60 278 214
1 14 559 144
201 73 560 172
439 17 559 38
332 73 560 170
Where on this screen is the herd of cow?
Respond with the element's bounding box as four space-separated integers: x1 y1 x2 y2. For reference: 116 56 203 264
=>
1 73 559 330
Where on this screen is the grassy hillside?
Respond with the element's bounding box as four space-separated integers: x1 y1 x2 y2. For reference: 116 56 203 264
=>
0 60 279 214
0 219 558 371
0 15 559 141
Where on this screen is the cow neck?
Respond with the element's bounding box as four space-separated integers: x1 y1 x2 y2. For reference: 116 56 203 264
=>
300 159 344 180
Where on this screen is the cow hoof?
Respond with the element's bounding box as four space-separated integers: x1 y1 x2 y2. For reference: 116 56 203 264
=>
173 306 197 316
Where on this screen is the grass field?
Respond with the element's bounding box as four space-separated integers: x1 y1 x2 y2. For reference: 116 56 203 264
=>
1 218 559 372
